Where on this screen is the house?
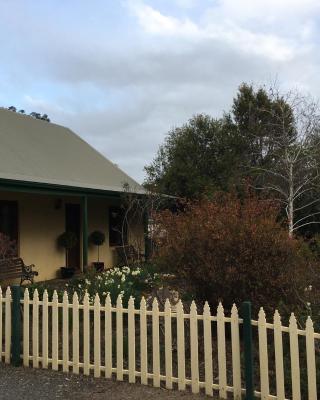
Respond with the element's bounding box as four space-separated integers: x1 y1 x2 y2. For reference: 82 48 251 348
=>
0 108 146 281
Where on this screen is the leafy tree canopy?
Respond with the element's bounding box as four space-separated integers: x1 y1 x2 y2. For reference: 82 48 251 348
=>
144 83 300 199
144 114 246 198
6 106 50 122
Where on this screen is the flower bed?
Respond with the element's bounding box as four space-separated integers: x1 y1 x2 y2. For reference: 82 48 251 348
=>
68 264 161 305
28 263 162 306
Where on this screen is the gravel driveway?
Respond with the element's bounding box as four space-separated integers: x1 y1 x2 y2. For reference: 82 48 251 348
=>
0 364 213 400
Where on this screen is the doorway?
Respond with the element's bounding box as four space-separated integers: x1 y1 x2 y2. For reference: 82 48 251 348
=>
65 203 81 270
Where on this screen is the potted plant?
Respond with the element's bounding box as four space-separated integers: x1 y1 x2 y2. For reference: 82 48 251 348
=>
89 230 106 272
58 231 78 278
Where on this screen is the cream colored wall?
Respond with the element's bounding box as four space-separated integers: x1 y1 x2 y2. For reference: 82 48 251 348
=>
0 191 65 281
0 191 145 283
87 197 113 267
87 198 145 268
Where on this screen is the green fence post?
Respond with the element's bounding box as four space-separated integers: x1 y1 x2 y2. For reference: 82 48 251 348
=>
241 301 254 400
11 285 22 366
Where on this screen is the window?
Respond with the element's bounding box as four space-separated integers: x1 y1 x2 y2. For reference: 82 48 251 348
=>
0 201 18 256
109 207 127 246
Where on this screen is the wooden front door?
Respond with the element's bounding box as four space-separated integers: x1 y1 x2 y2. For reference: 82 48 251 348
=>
65 204 81 269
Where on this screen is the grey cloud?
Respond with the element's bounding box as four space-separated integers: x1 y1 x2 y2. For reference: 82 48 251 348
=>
29 40 304 182
3 3 320 182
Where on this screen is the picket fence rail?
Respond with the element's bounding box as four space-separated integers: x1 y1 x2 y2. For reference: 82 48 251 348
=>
0 286 319 399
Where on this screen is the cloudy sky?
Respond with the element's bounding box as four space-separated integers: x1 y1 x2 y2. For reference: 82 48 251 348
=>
1 0 319 183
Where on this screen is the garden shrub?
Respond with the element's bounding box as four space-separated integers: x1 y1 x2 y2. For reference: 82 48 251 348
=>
66 263 161 306
152 192 312 315
0 232 17 259
27 263 161 306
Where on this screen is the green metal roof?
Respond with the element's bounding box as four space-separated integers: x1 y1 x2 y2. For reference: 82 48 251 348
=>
0 108 144 194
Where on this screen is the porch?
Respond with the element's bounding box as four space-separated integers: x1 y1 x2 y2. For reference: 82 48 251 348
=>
0 179 145 283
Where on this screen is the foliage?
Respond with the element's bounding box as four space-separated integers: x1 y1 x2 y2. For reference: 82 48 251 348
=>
144 83 320 238
89 230 106 246
57 231 78 268
152 192 311 314
144 84 298 199
144 114 246 198
26 282 58 302
27 263 162 306
7 106 50 122
231 83 296 169
65 263 161 306
235 85 320 237
89 230 106 262
0 233 17 259
57 231 78 250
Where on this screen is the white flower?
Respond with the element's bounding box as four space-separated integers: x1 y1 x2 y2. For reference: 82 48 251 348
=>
121 275 126 282
309 285 313 291
78 284 82 288
117 284 120 289
307 302 311 307
85 279 90 285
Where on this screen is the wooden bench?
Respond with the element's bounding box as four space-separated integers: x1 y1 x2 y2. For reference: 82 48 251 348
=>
0 258 38 284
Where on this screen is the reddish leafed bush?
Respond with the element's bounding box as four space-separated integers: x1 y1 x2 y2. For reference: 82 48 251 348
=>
152 193 309 313
0 232 17 259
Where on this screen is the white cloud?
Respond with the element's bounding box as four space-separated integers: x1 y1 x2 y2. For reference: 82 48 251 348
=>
174 0 198 8
210 0 320 21
127 1 200 37
23 95 67 115
128 1 298 62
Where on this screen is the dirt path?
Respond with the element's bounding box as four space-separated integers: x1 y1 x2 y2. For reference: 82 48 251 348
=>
0 364 213 400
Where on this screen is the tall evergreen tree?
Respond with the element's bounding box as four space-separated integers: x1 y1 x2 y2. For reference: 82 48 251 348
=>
144 114 245 198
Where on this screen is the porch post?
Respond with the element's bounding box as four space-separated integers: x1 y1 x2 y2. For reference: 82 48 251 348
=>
82 195 88 270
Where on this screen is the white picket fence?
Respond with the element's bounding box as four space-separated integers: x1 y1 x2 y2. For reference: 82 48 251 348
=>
0 286 319 399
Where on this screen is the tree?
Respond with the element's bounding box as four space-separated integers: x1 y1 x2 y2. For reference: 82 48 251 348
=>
144 84 298 199
145 83 320 238
144 114 246 198
29 111 50 122
238 87 320 237
6 106 50 122
232 83 296 169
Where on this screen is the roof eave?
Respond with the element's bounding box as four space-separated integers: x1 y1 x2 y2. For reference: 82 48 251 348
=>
0 177 146 198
